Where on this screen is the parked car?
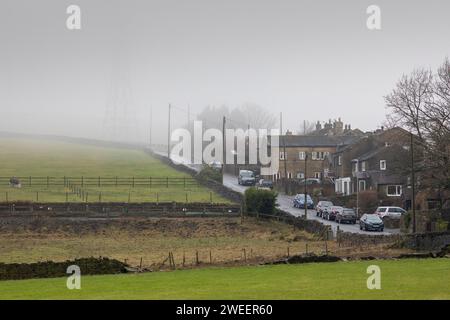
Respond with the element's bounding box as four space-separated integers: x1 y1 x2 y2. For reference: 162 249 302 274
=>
336 208 357 224
256 179 274 190
316 201 333 217
323 206 343 221
359 214 384 232
374 206 406 219
238 170 256 186
298 178 321 185
209 160 223 170
293 194 314 209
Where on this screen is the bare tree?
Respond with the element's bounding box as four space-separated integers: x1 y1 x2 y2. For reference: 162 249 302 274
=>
385 58 450 193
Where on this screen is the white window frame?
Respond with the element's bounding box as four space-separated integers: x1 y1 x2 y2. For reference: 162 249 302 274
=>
361 161 366 172
387 185 402 196
299 151 306 160
380 160 386 170
314 172 321 179
297 172 305 179
280 151 286 160
358 180 366 191
338 155 342 166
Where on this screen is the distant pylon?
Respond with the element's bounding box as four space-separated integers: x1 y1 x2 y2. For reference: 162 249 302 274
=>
103 55 138 143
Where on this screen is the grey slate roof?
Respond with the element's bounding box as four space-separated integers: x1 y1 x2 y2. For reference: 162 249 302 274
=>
276 135 360 147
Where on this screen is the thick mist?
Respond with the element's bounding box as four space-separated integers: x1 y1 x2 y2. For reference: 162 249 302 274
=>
0 0 449 144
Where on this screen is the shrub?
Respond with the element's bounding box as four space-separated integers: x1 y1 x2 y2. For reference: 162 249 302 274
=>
358 190 379 213
245 187 278 215
197 166 222 183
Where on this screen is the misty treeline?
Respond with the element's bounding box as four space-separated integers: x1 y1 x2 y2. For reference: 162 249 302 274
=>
385 57 450 192
192 103 277 131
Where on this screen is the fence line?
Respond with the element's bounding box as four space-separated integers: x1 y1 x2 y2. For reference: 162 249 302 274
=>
0 176 199 188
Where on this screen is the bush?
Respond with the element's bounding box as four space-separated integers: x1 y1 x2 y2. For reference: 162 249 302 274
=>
245 187 278 215
358 190 379 213
197 166 222 183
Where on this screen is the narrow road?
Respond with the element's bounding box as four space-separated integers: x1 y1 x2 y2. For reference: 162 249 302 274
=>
150 151 398 236
224 174 399 235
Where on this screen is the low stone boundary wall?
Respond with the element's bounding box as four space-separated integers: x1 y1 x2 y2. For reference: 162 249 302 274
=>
336 229 450 251
0 257 128 281
247 209 332 240
0 202 241 217
148 150 243 204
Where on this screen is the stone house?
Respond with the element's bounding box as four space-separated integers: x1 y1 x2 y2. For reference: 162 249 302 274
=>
267 134 359 181
330 127 413 197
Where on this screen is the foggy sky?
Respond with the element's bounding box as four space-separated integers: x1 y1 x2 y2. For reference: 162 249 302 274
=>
1 0 449 144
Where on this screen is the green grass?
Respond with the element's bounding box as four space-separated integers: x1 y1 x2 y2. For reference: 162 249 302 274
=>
0 137 228 203
1 259 449 299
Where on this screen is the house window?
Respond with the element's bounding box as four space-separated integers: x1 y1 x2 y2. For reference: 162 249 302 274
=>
314 172 321 179
280 152 286 160
380 160 386 170
361 161 366 172
338 155 342 166
297 172 305 179
311 152 317 160
287 172 292 179
387 185 402 196
299 152 306 160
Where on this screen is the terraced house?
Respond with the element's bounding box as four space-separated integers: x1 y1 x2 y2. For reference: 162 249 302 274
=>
271 132 359 181
331 127 413 198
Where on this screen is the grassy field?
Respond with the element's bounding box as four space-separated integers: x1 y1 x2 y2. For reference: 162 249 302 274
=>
0 216 340 267
0 259 449 299
0 137 227 203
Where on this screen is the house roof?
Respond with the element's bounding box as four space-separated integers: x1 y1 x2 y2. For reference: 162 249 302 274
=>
276 135 359 148
356 147 385 161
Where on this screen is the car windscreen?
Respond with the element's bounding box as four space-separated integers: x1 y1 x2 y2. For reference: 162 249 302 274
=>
366 215 382 222
323 202 333 206
240 172 253 177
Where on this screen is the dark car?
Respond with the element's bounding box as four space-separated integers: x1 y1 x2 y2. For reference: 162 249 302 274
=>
359 214 384 232
256 179 274 190
323 206 343 221
316 201 333 217
336 208 357 224
293 194 314 209
238 170 256 186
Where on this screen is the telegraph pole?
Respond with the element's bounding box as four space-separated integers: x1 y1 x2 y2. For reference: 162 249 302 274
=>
304 153 308 219
167 104 171 159
280 112 288 194
222 116 226 182
150 105 153 146
411 132 416 233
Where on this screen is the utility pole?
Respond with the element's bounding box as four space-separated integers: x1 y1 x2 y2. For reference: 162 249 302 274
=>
187 104 191 131
304 153 308 219
149 105 152 148
280 112 288 194
355 160 359 218
222 116 226 182
167 104 171 159
411 132 416 233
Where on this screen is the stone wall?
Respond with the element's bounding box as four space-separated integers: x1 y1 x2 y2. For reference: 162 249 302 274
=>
336 229 450 251
148 150 243 204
